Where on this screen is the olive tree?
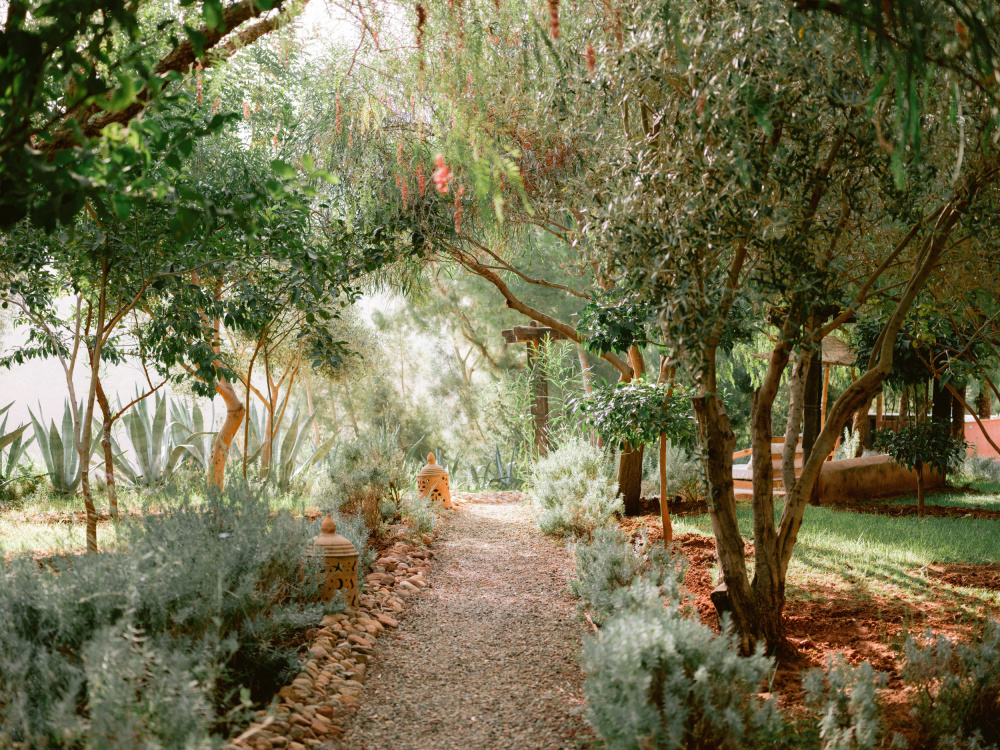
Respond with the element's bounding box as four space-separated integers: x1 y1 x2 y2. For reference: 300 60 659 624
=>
584 0 1000 653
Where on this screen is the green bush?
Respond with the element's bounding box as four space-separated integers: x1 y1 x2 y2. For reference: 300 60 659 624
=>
571 526 686 626
583 592 779 750
530 437 622 537
0 483 339 747
902 621 1000 749
642 438 703 500
804 655 887 750
327 427 409 537
401 493 436 535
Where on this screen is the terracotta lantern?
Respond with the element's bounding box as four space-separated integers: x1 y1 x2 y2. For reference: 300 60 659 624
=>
417 452 454 509
313 514 359 608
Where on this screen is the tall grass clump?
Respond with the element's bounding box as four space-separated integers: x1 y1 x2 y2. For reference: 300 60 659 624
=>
0 483 338 748
531 437 621 537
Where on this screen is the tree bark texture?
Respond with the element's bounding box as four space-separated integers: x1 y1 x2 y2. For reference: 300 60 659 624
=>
931 378 952 423
977 387 992 420
94 377 118 520
659 434 672 542
952 385 966 437
526 340 550 457
211 379 246 491
801 349 823 463
617 444 644 516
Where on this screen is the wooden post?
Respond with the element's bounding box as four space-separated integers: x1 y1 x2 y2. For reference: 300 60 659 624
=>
526 336 550 457
821 364 831 430
501 321 569 459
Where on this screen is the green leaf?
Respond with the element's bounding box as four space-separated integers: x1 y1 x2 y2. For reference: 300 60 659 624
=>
108 75 136 112
111 193 132 219
271 159 297 180
203 0 225 30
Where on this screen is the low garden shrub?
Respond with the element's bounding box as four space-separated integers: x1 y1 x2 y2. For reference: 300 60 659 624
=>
902 621 1000 749
804 654 887 750
583 586 780 750
530 437 622 537
327 428 409 538
643 438 704 501
571 526 685 626
0 483 339 748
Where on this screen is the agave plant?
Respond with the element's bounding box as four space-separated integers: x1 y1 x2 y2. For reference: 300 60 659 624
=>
112 392 187 487
170 399 219 472
0 402 33 488
272 405 337 493
465 446 522 491
28 400 94 494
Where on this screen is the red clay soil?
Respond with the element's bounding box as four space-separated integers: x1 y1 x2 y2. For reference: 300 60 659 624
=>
914 563 1000 591
834 501 1000 520
617 512 997 742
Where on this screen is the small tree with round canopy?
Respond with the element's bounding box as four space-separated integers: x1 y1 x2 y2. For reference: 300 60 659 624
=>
574 380 694 539
873 419 966 518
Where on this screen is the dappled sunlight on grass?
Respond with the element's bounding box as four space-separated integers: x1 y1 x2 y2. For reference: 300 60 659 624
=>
0 517 116 556
671 503 1000 615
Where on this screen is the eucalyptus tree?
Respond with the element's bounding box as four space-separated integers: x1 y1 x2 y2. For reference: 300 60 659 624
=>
339 0 1000 652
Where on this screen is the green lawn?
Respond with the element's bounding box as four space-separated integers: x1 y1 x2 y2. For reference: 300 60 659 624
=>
883 481 1000 510
674 502 1000 612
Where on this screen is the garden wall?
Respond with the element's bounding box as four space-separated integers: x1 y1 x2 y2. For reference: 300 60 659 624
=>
964 416 1000 458
816 454 944 506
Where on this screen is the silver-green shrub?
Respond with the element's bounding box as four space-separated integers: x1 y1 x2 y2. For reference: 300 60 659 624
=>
0 483 339 747
643 439 703 499
804 654 887 750
902 621 1000 749
530 437 622 537
402 493 436 535
572 526 686 625
583 597 779 750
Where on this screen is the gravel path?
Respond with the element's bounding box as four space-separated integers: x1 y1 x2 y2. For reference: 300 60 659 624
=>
332 503 597 750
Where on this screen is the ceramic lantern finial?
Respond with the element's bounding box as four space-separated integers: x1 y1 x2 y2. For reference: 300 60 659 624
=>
427 452 436 464
321 514 337 534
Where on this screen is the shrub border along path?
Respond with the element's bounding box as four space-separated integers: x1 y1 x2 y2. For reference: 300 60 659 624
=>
226 531 434 750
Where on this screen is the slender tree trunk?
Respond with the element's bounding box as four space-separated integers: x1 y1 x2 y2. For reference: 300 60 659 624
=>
782 353 810 495
211 379 246 491
931 378 952 423
693 392 782 654
802 349 823 463
952 385 966 437
342 384 360 437
94 377 118 520
618 443 644 516
659 433 671 542
527 339 550 457
916 460 925 518
977 386 991 420
617 345 646 514
853 394 873 457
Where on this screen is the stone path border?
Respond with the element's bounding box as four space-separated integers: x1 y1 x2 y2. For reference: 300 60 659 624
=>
227 531 435 750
